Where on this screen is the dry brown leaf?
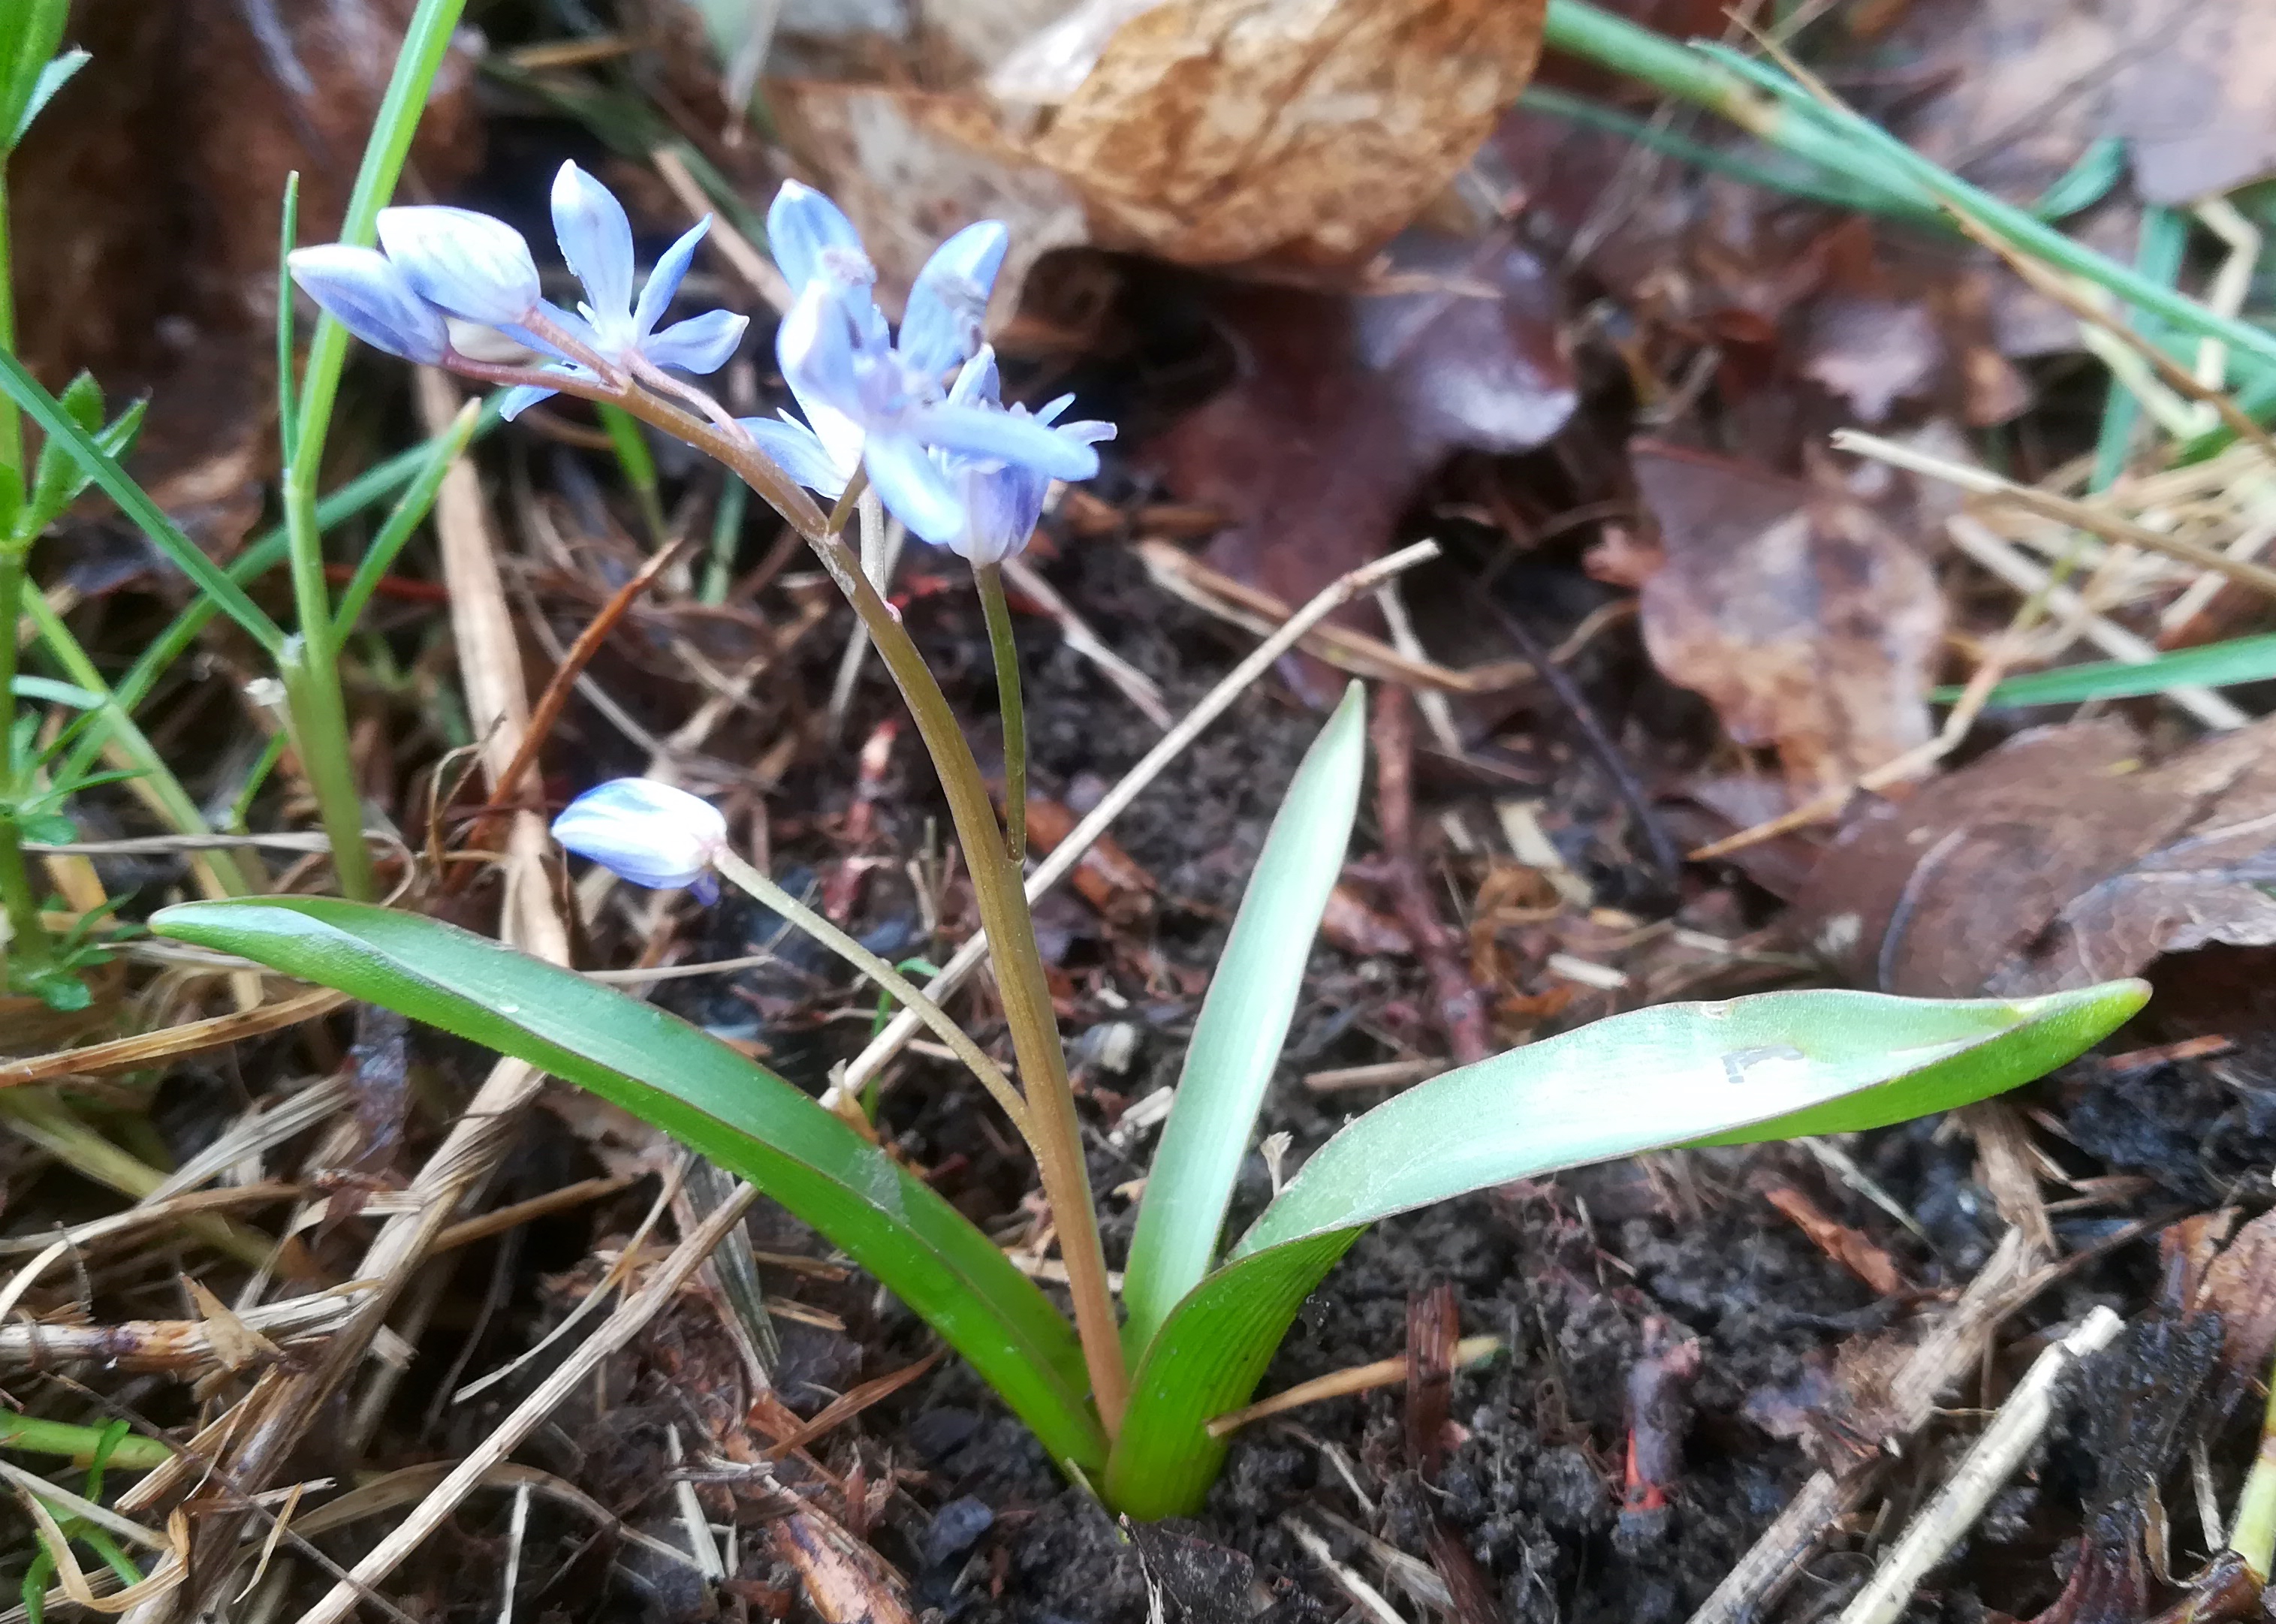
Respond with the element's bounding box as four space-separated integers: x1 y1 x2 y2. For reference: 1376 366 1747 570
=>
13 1 478 556
1632 441 1943 792
1022 0 1545 265
2106 0 2276 203
1794 715 2276 996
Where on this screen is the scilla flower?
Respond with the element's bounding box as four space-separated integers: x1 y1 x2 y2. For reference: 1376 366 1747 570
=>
934 349 1114 565
496 163 751 420
284 245 451 364
375 206 544 327
740 182 1102 547
552 778 728 901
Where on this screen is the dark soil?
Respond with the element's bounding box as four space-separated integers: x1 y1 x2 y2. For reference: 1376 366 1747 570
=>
365 536 2276 1624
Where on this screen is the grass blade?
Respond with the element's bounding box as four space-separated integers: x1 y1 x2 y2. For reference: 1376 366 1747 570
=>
1945 635 2276 709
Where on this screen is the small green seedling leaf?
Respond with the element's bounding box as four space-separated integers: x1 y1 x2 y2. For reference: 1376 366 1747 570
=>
0 0 70 152
1102 978 2147 1517
14 812 75 845
1121 682 1367 1360
9 46 86 147
149 896 1110 1475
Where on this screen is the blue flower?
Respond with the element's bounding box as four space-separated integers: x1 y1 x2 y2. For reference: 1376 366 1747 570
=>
374 206 544 327
286 245 451 364
496 163 752 420
552 778 728 899
935 349 1115 565
741 182 1105 547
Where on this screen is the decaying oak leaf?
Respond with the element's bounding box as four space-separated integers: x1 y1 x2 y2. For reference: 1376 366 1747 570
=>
2106 0 2276 203
1018 0 1548 266
1795 715 2276 997
1632 441 1943 793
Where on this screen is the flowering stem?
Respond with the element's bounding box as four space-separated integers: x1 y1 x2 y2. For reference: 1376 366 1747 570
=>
0 544 49 982
0 169 20 478
709 848 1036 1145
973 562 1027 864
442 356 1131 1429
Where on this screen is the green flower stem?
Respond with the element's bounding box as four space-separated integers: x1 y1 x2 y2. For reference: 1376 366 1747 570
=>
0 1412 170 1472
279 637 371 898
23 594 250 898
0 545 44 978
973 562 1027 863
709 848 1036 1145
276 0 465 902
805 522 1129 1430
466 358 1130 1430
0 167 19 477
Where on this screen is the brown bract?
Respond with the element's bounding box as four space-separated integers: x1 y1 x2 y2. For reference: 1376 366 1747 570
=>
1632 441 1943 793
1024 0 1545 266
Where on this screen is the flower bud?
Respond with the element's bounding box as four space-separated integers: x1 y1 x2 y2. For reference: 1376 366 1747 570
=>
286 245 450 364
551 778 727 893
375 206 542 327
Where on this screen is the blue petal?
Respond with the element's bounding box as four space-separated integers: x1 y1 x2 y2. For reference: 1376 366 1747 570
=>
287 246 450 363
946 347 1002 409
737 416 851 498
864 433 966 546
777 280 868 448
630 217 711 343
906 402 1101 481
642 309 746 374
551 161 637 327
550 777 726 891
498 382 559 421
766 180 870 296
375 206 541 326
899 221 1008 378
953 462 1048 565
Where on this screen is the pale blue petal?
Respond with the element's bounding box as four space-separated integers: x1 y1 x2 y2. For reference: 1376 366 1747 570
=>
900 221 1008 377
375 205 541 326
767 180 869 296
946 347 1002 410
864 433 966 546
907 402 1102 481
630 218 711 342
954 462 1048 565
499 376 564 420
498 300 596 364
551 161 637 327
551 777 726 891
737 416 849 498
777 281 864 427
288 246 449 363
642 309 746 374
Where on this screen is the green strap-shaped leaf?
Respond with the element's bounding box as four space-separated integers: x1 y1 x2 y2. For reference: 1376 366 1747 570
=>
151 897 1108 1475
1121 682 1367 1360
1103 979 2145 1517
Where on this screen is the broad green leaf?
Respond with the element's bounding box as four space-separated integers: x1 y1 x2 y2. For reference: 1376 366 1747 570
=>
0 351 283 655
1103 980 2145 1517
1938 635 2276 710
1121 682 1367 1361
150 897 1109 1475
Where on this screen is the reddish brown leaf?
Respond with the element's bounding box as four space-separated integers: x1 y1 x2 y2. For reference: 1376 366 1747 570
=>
1632 441 1942 791
1795 715 2276 997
